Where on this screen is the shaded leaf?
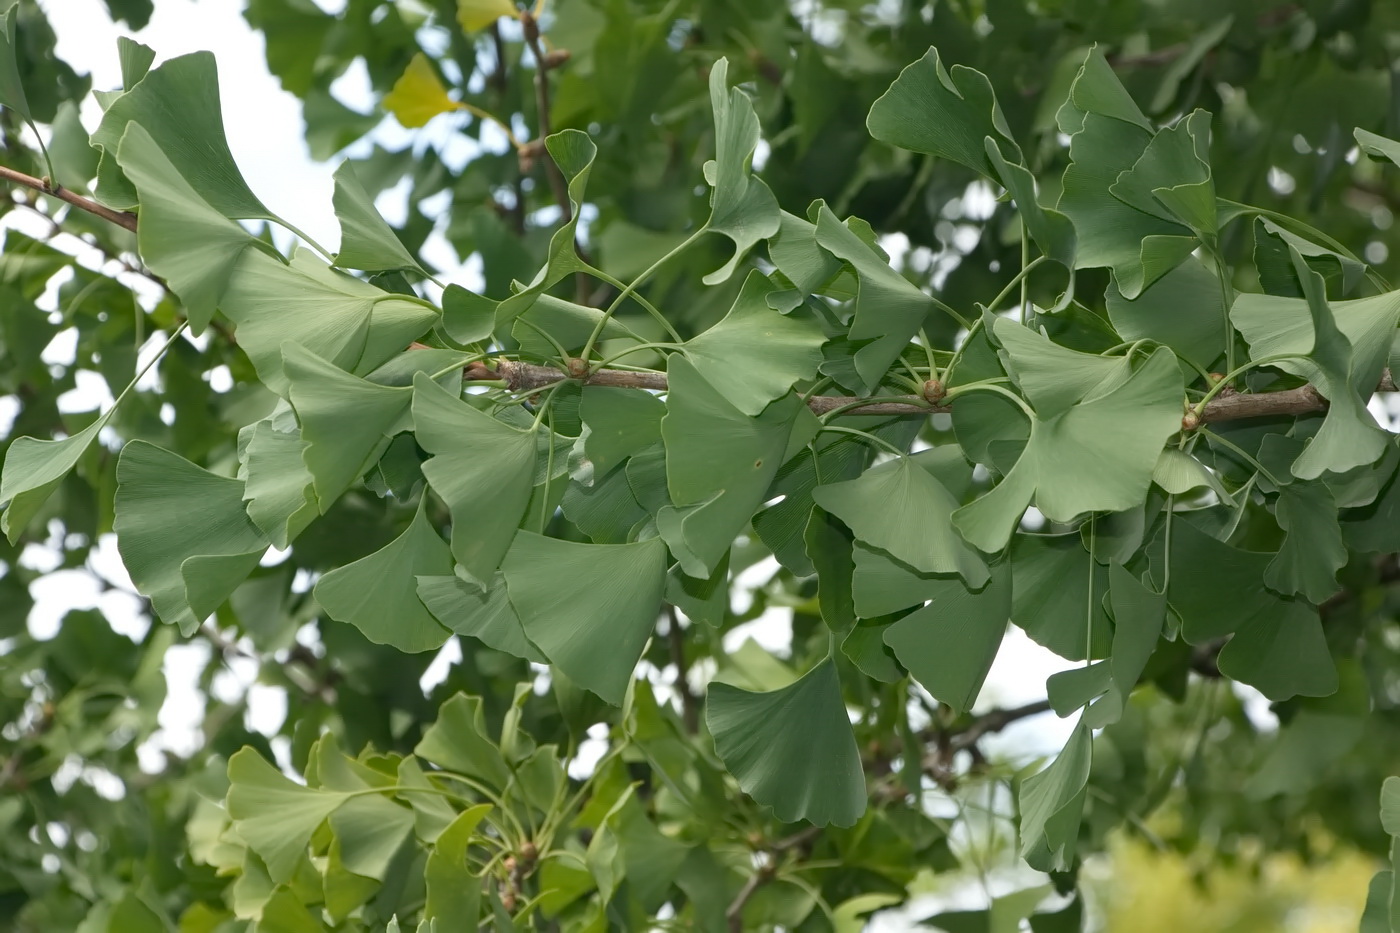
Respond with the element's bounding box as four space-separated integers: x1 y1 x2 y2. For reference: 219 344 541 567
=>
1265 482 1345 603
416 572 545 662
227 747 349 883
332 160 424 273
425 805 491 927
707 659 865 827
1018 721 1090 872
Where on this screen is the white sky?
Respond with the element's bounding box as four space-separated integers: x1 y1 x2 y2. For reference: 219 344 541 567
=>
7 0 1098 791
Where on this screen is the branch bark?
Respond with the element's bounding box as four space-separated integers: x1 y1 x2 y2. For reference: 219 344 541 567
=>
0 163 138 232
466 359 1397 424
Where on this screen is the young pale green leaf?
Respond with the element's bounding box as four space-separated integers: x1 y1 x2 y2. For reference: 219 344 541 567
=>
1382 777 1400 836
494 130 597 323
1105 256 1226 371
884 563 1010 715
227 747 351 883
1018 721 1091 872
1265 482 1345 603
813 204 934 393
115 441 268 635
383 52 457 128
116 123 264 335
701 58 781 285
220 248 438 394
1 416 106 545
332 161 425 273
0 3 31 122
238 419 318 548
814 456 988 586
502 532 667 704
424 804 491 927
1056 50 1195 297
330 794 416 882
707 659 865 827
415 693 512 791
682 271 826 415
284 344 414 510
866 46 1022 177
992 317 1126 418
659 356 803 576
416 572 545 662
91 52 273 217
954 348 1182 553
313 502 453 653
1231 250 1398 478
412 373 537 587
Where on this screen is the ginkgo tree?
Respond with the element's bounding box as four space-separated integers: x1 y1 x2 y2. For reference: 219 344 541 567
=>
2 0 1400 930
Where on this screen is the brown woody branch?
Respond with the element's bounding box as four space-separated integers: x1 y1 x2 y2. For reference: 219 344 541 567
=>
466 359 1398 424
0 163 138 232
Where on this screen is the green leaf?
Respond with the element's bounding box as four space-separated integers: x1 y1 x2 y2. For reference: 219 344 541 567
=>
701 58 781 285
0 2 32 121
494 130 597 323
769 208 842 297
866 46 1022 178
501 532 668 704
425 804 491 927
416 572 545 662
1151 447 1233 502
412 373 538 587
805 507 856 635
511 293 639 358
1265 482 1345 603
313 502 453 653
992 317 1126 418
814 204 934 393
1056 49 1195 297
1009 532 1111 661
115 123 263 335
1018 721 1091 872
1230 250 1398 478
92 51 272 217
238 418 318 549
1382 777 1400 836
283 344 414 510
440 284 496 344
414 693 512 791
884 563 1010 715
227 747 350 883
659 356 803 577
457 0 516 32
332 161 424 274
1075 564 1164 727
954 348 1182 553
1253 216 1366 297
220 248 438 395
681 271 826 415
987 142 1076 266
1356 128 1400 169
814 456 988 585
707 659 865 827
1104 256 1226 371
1108 109 1216 235
331 794 415 881
115 441 268 635
115 36 155 88
579 387 666 477
1 417 105 544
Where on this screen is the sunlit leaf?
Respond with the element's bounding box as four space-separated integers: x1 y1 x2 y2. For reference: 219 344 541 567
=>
384 53 457 128
457 0 516 32
502 532 667 704
707 659 865 827
313 502 453 653
238 417 318 548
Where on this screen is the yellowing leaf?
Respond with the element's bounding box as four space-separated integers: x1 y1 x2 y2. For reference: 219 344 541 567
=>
457 0 517 33
383 53 457 128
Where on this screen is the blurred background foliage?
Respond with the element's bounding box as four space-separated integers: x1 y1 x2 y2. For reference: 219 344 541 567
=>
1 0 1399 929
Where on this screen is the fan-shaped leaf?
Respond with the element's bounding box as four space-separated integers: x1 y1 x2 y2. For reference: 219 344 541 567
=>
115 441 268 635
425 804 492 926
415 693 511 790
701 58 780 284
707 659 864 827
1 417 105 544
227 747 350 883
384 53 457 128
416 572 544 662
1018 721 1091 872
332 160 424 273
501 532 667 704
313 502 453 653
412 373 537 587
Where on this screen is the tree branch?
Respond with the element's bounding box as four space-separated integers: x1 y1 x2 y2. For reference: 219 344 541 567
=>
0 163 137 232
665 605 699 733
520 11 570 225
465 359 1397 424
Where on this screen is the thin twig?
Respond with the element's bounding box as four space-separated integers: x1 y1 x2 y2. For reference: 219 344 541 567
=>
947 700 1053 753
726 865 773 933
0 163 138 232
520 10 570 224
465 359 1398 424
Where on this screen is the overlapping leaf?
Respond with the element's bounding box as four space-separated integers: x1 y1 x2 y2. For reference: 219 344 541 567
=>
416 572 544 662
227 747 350 883
707 659 865 827
332 160 425 274
1018 721 1091 872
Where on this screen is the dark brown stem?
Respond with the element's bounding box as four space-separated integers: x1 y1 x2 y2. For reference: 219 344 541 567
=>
947 700 1053 753
666 606 699 733
465 360 1396 424
0 162 138 232
520 11 571 225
